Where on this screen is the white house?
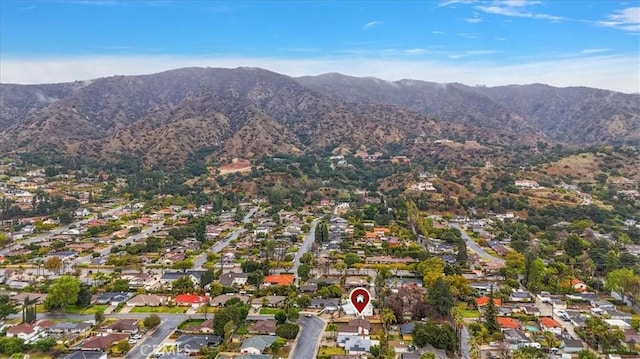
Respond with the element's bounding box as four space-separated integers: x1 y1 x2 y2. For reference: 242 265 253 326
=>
6 323 38 341
515 180 540 189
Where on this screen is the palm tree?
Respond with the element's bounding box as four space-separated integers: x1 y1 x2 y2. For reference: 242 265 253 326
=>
543 330 560 350
451 306 465 353
382 308 396 332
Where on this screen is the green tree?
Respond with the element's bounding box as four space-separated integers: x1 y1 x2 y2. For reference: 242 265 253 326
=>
173 259 194 272
76 285 92 307
0 295 17 320
95 310 105 324
275 310 288 324
33 337 57 352
143 314 161 329
417 257 445 289
605 268 640 305
484 287 499 333
344 253 361 268
512 347 545 359
297 264 312 281
0 337 26 356
564 234 584 258
172 276 196 294
276 323 300 339
577 350 600 359
456 239 468 266
44 276 81 311
115 339 131 354
525 257 546 293
428 277 454 317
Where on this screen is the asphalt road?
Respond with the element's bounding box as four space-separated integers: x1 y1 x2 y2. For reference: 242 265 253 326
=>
449 223 504 263
126 315 186 359
192 207 257 269
289 316 325 359
291 219 318 280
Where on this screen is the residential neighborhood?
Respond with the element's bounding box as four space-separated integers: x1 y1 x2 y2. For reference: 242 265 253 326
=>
1 147 640 359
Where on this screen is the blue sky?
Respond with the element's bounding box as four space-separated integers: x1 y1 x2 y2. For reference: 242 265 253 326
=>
1 0 639 92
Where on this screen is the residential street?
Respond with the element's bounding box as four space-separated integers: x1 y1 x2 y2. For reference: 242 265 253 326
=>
193 207 258 269
291 219 318 280
289 315 325 359
449 223 505 263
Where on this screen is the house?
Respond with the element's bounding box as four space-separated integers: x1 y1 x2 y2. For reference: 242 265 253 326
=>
540 317 563 335
497 317 522 330
338 336 372 355
127 294 168 307
80 333 130 351
399 322 416 336
174 294 209 307
311 298 340 311
560 339 584 353
236 355 273 359
106 319 139 334
571 278 587 293
249 320 278 335
252 295 286 308
74 208 90 217
160 271 203 287
509 291 532 302
262 274 295 286
218 272 249 286
503 328 532 350
515 180 540 189
64 351 107 359
50 321 92 334
389 340 410 353
95 291 133 305
210 294 250 307
6 323 38 341
240 335 278 354
475 296 502 307
175 334 222 354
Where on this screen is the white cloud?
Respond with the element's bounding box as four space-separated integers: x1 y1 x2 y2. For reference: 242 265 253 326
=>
598 7 640 32
581 48 611 54
363 21 381 29
464 17 482 23
405 48 427 54
1 54 638 93
432 30 444 34
457 32 479 39
438 0 477 8
476 4 565 21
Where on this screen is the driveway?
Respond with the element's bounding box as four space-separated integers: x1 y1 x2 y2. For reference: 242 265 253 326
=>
289 316 325 359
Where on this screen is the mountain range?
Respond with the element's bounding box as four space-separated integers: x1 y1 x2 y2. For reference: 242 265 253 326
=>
0 67 638 167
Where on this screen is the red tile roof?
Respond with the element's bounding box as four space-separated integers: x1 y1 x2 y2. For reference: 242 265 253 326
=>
174 294 209 304
497 317 521 329
7 323 35 335
263 274 295 286
540 317 562 328
475 296 502 307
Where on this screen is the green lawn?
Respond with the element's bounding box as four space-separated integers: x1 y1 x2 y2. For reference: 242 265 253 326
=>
461 309 480 319
178 319 205 330
130 306 187 314
38 304 108 315
318 346 346 356
67 305 109 314
259 308 279 314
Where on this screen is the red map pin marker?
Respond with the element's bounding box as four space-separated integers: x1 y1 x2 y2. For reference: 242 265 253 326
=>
350 287 371 315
